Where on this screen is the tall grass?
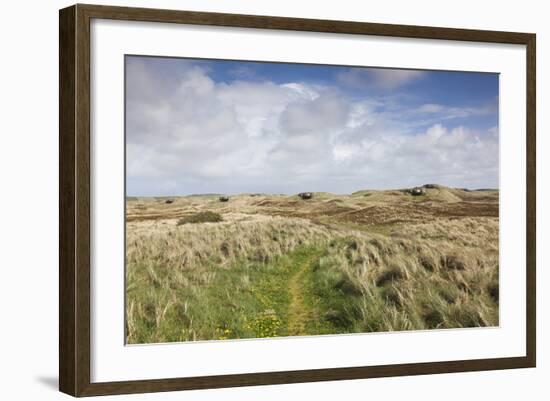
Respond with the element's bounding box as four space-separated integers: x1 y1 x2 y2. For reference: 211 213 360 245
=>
126 216 333 343
311 218 499 333
126 213 498 343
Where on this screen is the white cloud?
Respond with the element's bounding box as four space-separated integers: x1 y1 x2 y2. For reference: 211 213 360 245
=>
419 103 445 113
337 68 425 90
126 60 498 195
417 102 496 120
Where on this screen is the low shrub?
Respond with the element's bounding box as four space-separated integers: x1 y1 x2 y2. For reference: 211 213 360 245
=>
177 211 223 225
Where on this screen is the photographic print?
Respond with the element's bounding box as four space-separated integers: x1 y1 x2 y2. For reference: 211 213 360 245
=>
125 56 499 344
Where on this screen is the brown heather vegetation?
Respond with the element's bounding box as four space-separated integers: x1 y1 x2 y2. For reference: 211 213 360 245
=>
126 186 499 343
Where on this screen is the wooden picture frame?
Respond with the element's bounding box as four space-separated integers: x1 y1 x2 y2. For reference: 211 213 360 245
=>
59 3 536 397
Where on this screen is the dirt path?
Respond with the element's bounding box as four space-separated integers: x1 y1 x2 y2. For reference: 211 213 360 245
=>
287 252 319 336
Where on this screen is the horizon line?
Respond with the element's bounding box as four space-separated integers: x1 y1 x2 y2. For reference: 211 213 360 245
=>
126 185 499 198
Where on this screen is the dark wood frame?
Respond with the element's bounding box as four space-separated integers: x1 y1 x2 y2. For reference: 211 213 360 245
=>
59 3 536 397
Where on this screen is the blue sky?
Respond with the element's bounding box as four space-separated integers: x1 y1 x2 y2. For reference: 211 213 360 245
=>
126 56 499 196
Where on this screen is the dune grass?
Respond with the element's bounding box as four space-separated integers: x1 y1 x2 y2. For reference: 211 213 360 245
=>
126 205 499 343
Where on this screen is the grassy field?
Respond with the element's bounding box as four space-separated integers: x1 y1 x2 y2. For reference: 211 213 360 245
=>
125 185 499 344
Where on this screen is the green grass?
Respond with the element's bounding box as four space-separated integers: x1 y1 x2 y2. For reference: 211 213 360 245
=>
127 246 328 342
126 197 499 343
127 231 498 343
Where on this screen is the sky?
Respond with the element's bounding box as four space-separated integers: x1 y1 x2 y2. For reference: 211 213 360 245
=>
125 56 499 196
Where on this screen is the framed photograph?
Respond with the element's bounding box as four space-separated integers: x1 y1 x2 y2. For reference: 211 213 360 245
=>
59 4 536 397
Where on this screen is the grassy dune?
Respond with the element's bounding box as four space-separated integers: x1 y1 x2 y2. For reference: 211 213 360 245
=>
126 186 499 343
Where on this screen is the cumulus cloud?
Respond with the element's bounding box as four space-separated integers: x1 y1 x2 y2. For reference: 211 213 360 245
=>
126 58 498 195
